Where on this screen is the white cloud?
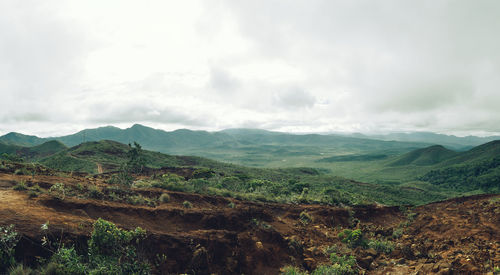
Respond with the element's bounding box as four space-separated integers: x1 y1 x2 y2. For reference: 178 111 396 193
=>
1 0 500 137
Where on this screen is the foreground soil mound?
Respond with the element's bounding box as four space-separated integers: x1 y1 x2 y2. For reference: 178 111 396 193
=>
0 171 498 274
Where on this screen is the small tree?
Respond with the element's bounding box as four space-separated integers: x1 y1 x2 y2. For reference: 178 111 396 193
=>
127 142 145 173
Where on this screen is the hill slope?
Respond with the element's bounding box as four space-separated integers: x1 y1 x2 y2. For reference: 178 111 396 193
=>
0 124 433 167
0 140 67 161
388 145 458 166
39 140 225 174
363 131 500 150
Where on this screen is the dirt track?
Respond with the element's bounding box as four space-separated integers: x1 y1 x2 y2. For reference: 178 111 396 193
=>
0 172 498 274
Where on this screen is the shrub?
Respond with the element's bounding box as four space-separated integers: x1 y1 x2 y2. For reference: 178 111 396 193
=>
30 184 42 192
87 185 104 199
183 200 193 209
281 266 308 275
192 168 215 179
338 229 366 248
12 180 27 191
48 183 65 200
14 168 28 175
316 253 357 275
8 264 32 275
28 190 39 198
48 247 86 275
107 166 133 186
88 218 149 274
0 225 19 271
392 228 403 239
299 210 313 225
159 193 170 203
323 245 339 255
368 239 394 254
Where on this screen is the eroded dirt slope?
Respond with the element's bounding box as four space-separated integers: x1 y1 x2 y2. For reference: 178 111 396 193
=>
0 172 498 274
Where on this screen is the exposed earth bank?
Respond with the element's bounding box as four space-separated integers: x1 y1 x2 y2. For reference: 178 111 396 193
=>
0 171 498 274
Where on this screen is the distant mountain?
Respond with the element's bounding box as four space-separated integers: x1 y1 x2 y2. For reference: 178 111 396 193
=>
388 145 458 166
0 132 46 147
0 124 434 167
362 132 500 150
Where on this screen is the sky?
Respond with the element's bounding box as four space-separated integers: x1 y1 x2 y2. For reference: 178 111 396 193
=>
1 0 500 137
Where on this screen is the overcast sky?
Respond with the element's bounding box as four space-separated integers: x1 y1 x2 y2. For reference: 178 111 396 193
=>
1 0 500 137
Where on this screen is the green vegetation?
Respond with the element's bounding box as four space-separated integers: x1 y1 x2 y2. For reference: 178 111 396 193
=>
0 225 18 272
1 219 149 274
280 253 358 275
159 193 170 203
313 253 357 275
421 156 500 192
182 200 193 209
299 210 313 225
338 229 366 248
368 239 394 254
48 182 66 200
281 266 307 275
12 180 27 191
2 131 499 207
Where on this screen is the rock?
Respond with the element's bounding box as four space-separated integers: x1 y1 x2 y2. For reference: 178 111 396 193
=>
391 248 403 258
365 248 378 257
357 255 374 269
255 241 264 249
378 260 389 266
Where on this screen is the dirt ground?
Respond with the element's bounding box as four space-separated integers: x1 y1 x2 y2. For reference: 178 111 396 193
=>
0 171 498 274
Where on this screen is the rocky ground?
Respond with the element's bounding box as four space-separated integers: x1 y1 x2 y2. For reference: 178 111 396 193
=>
0 166 498 274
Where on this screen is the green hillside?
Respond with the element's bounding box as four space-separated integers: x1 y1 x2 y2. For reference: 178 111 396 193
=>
39 140 219 174
0 124 433 168
388 145 457 166
419 141 500 192
34 139 453 206
0 140 67 161
0 132 45 146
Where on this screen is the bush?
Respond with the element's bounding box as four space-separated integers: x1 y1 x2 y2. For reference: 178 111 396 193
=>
314 253 357 275
12 180 27 191
323 245 339 255
87 185 104 199
299 210 313 225
14 168 28 175
183 200 193 209
88 218 149 274
281 266 308 275
392 228 403 239
30 184 42 192
338 229 366 248
48 183 65 200
28 190 39 198
0 225 19 271
47 247 86 275
159 193 170 203
8 264 32 275
107 167 133 187
368 239 394 254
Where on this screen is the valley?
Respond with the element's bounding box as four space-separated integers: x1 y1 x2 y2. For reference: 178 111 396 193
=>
0 126 499 274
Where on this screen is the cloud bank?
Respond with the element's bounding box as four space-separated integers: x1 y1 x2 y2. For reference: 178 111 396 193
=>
1 0 500 137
